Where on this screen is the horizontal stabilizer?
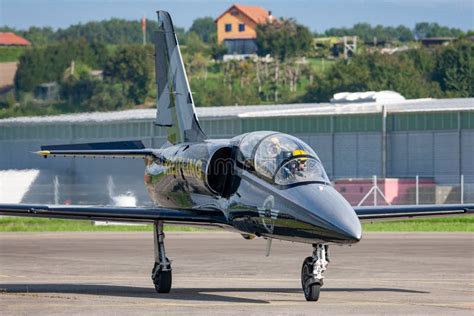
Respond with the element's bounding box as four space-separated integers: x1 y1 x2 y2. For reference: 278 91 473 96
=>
41 140 145 151
37 140 155 159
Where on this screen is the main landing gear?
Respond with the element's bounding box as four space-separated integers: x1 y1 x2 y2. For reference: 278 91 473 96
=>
301 244 329 301
151 220 172 293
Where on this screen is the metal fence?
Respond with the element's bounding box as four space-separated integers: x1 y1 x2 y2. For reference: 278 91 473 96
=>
334 174 474 206
1 169 473 208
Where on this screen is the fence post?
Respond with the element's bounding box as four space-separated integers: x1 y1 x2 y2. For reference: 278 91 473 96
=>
415 175 419 205
373 175 377 206
54 175 59 205
460 174 464 204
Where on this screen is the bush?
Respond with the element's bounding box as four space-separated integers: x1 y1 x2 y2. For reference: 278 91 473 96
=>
434 41 473 97
0 47 26 62
103 45 153 105
257 19 313 61
87 83 129 111
14 39 109 93
61 76 129 111
0 91 16 109
300 51 444 102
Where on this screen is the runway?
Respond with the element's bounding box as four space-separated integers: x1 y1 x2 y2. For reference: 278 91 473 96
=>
0 232 473 315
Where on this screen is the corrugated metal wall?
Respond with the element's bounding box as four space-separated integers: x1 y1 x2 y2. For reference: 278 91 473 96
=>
1 111 473 204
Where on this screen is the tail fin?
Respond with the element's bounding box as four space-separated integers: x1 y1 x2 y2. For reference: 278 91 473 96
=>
155 10 207 145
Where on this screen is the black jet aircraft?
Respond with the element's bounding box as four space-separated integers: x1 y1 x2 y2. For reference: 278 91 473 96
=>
1 11 473 302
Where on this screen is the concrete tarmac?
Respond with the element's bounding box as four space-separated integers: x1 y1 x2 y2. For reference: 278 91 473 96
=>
0 232 473 315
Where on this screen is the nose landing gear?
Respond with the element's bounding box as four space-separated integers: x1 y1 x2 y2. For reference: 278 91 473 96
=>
301 244 329 301
151 220 172 293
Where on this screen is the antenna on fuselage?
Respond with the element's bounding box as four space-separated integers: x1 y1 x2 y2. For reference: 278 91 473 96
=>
265 238 273 257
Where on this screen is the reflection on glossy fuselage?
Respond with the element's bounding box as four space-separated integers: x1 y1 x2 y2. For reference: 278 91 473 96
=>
144 132 362 245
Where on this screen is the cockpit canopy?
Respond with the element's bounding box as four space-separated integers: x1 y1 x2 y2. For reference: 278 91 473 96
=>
235 132 330 186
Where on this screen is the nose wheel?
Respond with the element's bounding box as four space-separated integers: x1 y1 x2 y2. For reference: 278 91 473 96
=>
301 244 328 301
151 220 172 293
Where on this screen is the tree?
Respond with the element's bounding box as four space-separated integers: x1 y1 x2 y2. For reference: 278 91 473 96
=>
256 18 312 61
61 75 96 106
401 47 437 84
56 18 160 45
188 17 216 43
23 26 56 45
103 45 153 104
61 76 129 111
185 32 207 54
175 27 188 45
434 41 473 97
300 52 443 103
1 19 191 46
352 23 373 42
186 52 209 81
414 22 464 39
14 38 108 93
414 22 430 40
325 23 414 42
0 91 16 109
395 25 414 42
209 34 227 60
87 82 129 111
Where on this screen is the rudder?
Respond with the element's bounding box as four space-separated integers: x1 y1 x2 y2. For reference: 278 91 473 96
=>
155 10 206 145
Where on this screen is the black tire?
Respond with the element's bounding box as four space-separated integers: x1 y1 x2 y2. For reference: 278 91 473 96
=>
152 258 172 293
301 256 321 302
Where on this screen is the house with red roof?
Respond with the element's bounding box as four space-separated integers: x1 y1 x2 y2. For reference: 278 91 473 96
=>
215 4 272 55
0 32 31 46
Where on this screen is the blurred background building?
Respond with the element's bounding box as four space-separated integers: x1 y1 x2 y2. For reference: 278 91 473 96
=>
216 4 271 55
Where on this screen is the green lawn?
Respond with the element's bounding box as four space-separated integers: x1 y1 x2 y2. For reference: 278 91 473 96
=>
0 47 26 62
0 216 472 232
0 217 205 232
362 216 474 232
307 57 336 73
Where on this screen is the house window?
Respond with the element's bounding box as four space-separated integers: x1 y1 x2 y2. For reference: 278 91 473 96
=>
239 24 245 32
225 24 232 32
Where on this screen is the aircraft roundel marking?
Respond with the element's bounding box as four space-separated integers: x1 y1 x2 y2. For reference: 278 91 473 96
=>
258 195 279 234
263 195 274 211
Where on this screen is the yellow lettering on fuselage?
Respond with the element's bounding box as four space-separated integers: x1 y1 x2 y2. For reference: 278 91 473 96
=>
160 158 204 180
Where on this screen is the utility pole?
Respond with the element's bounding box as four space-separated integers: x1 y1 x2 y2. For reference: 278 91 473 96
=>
142 16 146 46
381 105 387 178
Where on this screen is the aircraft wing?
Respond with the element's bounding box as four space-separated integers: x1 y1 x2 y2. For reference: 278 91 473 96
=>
354 204 474 222
0 204 229 226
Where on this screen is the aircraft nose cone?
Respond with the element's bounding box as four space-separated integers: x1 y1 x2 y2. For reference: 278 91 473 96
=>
336 214 362 243
317 196 361 243
285 184 362 244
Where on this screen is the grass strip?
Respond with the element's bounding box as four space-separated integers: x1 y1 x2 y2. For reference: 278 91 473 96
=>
0 216 472 232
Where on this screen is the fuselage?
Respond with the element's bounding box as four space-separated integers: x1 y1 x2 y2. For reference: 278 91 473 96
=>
144 131 362 245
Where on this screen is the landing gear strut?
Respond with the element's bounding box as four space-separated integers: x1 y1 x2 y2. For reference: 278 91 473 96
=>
301 244 329 301
151 220 172 293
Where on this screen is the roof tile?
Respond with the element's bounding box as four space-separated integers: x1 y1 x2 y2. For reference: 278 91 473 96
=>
0 32 31 46
216 4 270 24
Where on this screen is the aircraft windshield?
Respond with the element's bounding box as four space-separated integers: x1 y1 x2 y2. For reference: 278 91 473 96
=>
274 157 329 185
250 133 329 185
